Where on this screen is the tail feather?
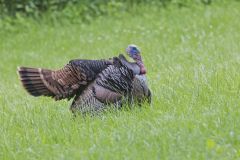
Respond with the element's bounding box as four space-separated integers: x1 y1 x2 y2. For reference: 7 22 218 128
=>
17 67 53 97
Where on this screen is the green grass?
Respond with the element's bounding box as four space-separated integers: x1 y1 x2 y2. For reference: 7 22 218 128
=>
1 1 240 159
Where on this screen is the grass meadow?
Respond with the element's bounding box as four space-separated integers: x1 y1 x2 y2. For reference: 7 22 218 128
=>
1 1 240 159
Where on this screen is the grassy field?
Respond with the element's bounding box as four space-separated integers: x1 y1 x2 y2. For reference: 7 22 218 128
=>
1 1 240 159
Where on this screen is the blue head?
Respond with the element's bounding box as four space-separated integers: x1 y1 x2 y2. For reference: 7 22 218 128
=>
126 44 141 61
126 44 146 74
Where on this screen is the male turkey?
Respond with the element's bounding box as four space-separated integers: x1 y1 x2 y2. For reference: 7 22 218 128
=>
17 45 146 101
70 54 151 114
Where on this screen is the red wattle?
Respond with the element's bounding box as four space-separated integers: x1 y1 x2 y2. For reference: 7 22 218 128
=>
140 65 146 74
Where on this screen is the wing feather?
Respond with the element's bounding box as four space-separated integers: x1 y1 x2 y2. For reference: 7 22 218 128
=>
17 59 112 100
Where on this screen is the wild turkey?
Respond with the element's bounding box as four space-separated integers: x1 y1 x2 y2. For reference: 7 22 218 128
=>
70 54 151 114
17 44 146 101
17 45 151 114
